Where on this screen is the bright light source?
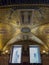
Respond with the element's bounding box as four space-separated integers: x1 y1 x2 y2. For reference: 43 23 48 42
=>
5 50 8 53
43 50 46 53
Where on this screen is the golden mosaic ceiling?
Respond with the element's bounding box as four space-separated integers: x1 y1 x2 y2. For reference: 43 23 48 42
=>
0 6 49 53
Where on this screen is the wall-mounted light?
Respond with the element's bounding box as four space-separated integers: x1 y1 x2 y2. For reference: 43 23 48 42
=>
42 50 46 53
5 50 9 53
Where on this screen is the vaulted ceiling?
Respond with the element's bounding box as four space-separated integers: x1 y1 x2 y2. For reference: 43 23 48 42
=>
0 6 49 54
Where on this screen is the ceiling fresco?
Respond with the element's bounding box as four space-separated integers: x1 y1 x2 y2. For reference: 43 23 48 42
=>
0 6 49 54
